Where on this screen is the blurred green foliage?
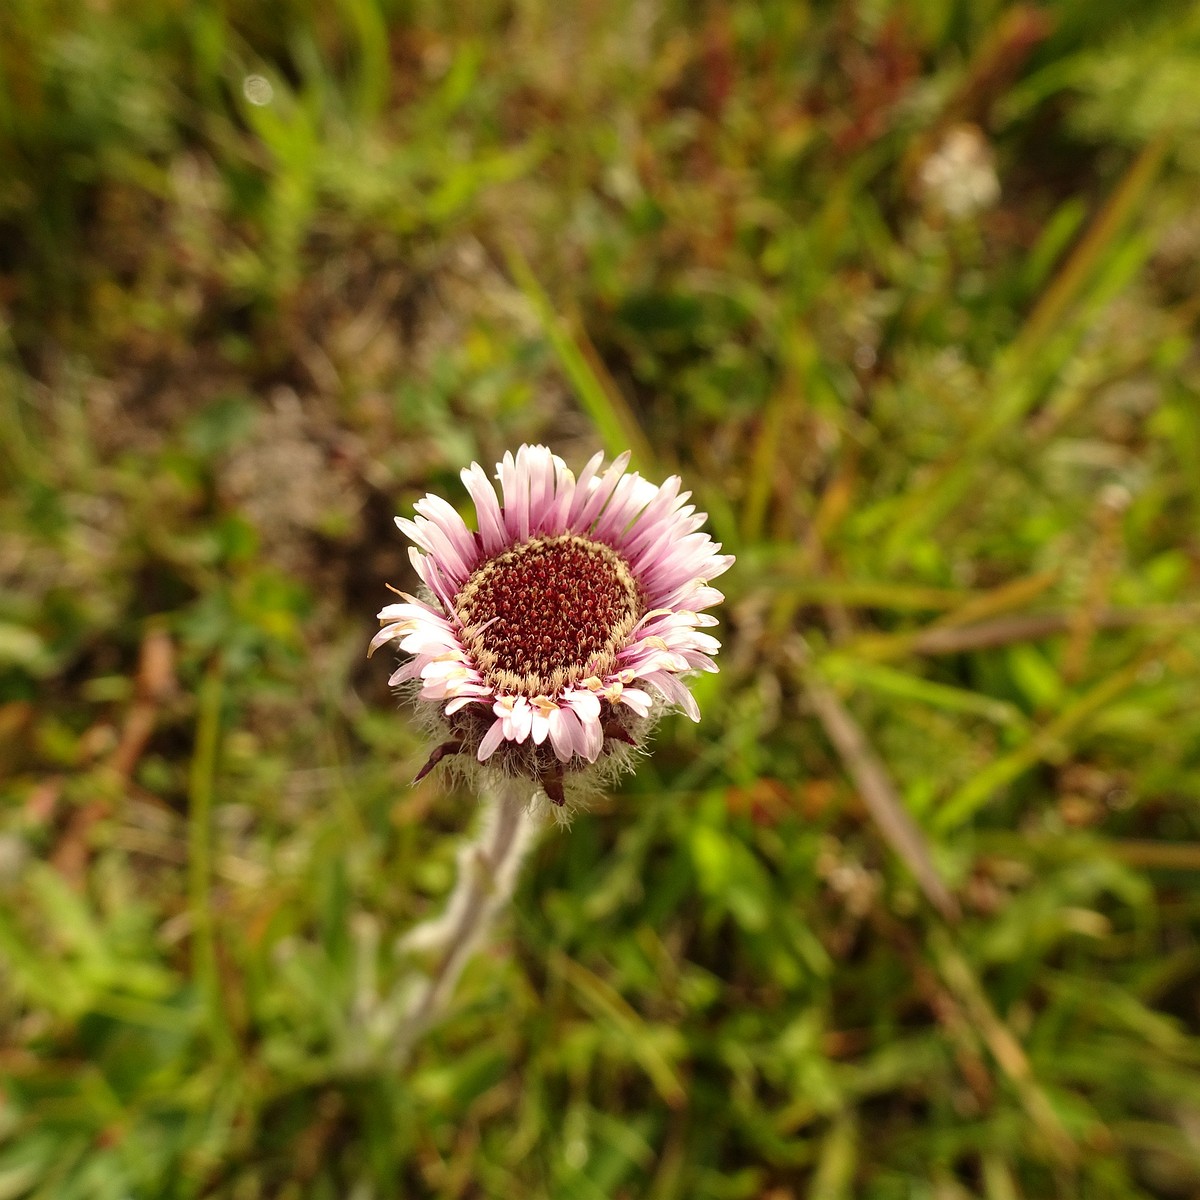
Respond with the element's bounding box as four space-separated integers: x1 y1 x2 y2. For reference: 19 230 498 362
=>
2 0 1200 1196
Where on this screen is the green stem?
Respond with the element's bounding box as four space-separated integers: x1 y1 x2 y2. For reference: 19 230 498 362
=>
188 655 231 1052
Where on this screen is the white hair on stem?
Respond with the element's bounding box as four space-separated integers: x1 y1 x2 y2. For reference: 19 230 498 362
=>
386 777 541 1068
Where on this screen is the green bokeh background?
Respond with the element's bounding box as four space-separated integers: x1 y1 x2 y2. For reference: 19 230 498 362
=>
2 2 1200 1196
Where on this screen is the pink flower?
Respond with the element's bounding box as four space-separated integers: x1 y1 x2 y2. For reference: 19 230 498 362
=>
370 446 733 806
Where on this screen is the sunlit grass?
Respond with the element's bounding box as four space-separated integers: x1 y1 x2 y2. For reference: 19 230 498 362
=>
2 2 1199 1197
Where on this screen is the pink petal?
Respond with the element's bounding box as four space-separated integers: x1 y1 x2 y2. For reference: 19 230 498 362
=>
640 538 732 596
460 463 508 555
642 669 702 722
513 446 533 540
619 641 691 674
563 450 604 528
629 607 679 636
660 628 721 655
526 445 556 533
477 718 507 761
368 625 401 656
626 513 709 573
619 482 691 557
544 455 576 533
628 476 685 534
655 581 727 612
396 516 472 583
548 706 581 762
579 712 603 761
508 697 533 743
590 472 649 541
375 601 446 625
409 547 460 617
495 451 521 541
388 656 431 685
618 687 653 717
397 629 460 655
413 494 478 568
563 689 601 723
573 450 632 531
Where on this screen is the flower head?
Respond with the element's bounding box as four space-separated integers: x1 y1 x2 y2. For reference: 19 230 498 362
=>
370 445 733 808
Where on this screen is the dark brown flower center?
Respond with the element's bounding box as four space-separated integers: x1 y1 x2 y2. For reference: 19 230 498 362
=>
454 533 641 696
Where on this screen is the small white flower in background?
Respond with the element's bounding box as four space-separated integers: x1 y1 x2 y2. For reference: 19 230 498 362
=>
918 123 1000 220
370 445 733 811
242 74 274 106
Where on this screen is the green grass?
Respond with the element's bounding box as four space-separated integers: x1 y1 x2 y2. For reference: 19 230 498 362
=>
3 1 1200 1196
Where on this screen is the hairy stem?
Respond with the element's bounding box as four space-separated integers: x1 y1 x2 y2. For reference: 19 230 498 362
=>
388 780 540 1068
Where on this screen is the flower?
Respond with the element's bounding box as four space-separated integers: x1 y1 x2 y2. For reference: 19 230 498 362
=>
370 445 733 807
917 123 1000 220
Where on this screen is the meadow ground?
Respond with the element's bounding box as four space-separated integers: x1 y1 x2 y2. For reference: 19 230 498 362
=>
2 2 1200 1196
